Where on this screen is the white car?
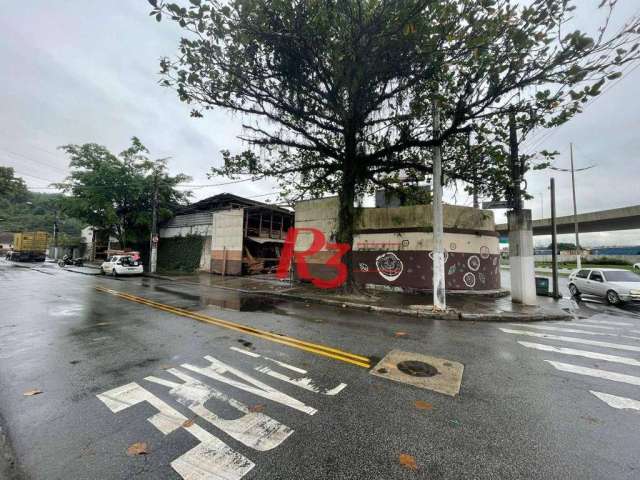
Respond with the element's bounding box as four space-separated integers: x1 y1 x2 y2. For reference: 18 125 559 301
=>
568 268 640 305
634 262 640 272
100 255 143 276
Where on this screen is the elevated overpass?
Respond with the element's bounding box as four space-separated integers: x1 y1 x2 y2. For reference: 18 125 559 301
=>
495 205 640 236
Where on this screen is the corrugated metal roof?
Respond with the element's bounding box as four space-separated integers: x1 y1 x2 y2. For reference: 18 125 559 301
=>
163 212 214 228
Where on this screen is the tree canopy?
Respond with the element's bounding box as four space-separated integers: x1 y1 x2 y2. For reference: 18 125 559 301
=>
56 137 191 247
0 167 83 242
152 0 639 284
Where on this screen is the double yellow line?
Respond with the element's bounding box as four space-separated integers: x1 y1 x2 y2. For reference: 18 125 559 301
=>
95 286 371 369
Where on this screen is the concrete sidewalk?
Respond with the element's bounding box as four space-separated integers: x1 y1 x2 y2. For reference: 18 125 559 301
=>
145 272 573 322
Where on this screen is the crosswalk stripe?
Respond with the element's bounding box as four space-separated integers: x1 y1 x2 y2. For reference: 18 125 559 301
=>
545 361 640 386
517 341 640 367
567 323 617 331
580 319 632 326
590 391 640 411
499 328 640 352
510 323 640 341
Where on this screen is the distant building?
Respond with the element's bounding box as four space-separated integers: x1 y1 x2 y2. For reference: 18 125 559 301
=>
159 193 294 275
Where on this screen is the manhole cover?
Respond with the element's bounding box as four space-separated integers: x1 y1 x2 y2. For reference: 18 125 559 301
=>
397 360 439 377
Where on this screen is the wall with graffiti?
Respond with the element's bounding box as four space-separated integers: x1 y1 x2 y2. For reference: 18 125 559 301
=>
295 197 501 292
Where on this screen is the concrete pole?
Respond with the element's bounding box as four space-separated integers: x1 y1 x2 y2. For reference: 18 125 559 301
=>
432 98 446 311
507 108 536 305
570 143 582 269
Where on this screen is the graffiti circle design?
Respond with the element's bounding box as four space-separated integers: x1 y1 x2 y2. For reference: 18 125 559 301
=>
467 255 481 272
359 263 369 272
375 252 404 282
449 242 457 251
401 239 410 248
480 246 490 259
428 249 449 264
463 272 476 288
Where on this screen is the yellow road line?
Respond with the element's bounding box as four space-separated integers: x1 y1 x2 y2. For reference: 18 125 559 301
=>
95 286 371 369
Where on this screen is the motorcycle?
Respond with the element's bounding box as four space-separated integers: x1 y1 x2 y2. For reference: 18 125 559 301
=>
58 255 84 267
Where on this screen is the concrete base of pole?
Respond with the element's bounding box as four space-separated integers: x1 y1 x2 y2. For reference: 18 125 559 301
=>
508 209 537 306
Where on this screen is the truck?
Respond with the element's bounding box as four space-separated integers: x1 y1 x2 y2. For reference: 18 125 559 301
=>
6 231 49 262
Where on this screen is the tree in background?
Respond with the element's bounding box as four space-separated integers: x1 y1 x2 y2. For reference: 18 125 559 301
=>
152 0 639 287
0 167 82 239
0 167 28 204
56 137 191 248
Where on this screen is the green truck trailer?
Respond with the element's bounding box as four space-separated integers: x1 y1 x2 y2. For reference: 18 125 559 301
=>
6 231 49 262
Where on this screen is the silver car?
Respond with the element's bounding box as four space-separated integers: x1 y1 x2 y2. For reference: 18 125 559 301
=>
568 268 640 305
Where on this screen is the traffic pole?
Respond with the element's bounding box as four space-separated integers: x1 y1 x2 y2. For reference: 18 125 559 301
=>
550 178 560 299
150 168 159 274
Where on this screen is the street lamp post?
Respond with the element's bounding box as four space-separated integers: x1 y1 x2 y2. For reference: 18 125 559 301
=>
549 143 595 271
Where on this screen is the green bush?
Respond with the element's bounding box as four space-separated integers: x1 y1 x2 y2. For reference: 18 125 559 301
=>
585 257 631 266
157 235 204 273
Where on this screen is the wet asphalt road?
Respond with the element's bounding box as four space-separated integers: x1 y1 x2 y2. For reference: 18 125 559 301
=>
1 261 640 480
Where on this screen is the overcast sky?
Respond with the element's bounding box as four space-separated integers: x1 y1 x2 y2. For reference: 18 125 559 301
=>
1 1 639 247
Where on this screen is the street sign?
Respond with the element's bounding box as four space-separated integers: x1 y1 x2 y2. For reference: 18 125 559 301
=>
482 200 511 209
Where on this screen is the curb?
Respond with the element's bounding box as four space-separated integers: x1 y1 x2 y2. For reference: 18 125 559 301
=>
143 273 572 322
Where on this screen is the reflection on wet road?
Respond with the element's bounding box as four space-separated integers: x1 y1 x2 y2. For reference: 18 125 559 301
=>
1 260 640 479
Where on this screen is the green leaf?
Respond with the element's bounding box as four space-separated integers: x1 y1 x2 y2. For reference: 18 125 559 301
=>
156 12 162 22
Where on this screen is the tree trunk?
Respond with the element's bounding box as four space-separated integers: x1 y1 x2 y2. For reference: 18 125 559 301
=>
335 151 358 292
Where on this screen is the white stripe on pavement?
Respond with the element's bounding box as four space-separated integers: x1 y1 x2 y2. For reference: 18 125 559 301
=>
510 324 640 341
517 341 640 367
545 361 640 386
590 391 640 412
580 319 632 326
566 323 618 331
499 328 640 352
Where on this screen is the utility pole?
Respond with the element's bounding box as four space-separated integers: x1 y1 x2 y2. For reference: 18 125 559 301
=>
506 107 536 305
550 178 560 298
53 210 59 260
570 143 582 269
432 98 446 311
149 167 159 274
467 130 479 208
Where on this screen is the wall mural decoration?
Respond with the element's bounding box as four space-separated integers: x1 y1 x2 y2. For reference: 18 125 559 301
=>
463 272 476 288
480 246 490 259
375 252 404 282
449 242 457 250
467 255 481 272
358 263 369 272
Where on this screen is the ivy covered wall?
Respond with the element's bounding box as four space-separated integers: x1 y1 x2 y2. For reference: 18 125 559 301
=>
157 235 205 273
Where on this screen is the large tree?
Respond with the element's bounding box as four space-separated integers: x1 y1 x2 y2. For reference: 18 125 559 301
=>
56 137 191 247
152 0 639 285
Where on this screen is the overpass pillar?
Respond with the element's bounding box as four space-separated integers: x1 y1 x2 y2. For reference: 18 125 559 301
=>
508 209 537 305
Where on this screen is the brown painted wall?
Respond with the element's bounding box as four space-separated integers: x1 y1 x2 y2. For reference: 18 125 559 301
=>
300 250 500 291
211 249 242 275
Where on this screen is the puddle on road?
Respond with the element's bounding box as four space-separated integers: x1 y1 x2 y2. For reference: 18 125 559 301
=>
152 284 286 313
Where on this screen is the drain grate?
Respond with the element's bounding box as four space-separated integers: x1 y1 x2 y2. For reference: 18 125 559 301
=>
397 360 439 377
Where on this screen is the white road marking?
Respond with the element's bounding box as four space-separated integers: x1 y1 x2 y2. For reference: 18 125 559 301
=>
566 323 618 331
182 355 317 415
590 391 640 412
517 341 640 367
509 323 640 341
145 368 293 451
254 366 347 396
230 347 261 358
545 361 640 386
580 319 632 327
499 328 640 352
97 382 254 480
230 347 308 374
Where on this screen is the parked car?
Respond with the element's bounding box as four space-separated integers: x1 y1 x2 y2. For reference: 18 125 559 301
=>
568 268 640 305
100 255 143 276
634 262 640 271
